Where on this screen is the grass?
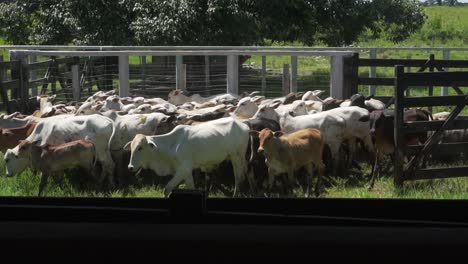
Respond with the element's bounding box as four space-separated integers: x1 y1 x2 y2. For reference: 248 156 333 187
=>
1 156 468 199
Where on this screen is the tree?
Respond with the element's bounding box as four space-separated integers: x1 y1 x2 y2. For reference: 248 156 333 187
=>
0 0 427 46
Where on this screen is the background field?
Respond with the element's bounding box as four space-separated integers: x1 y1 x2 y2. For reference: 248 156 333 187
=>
1 5 468 198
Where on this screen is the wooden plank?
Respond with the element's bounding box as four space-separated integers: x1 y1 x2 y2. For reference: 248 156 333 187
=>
28 60 52 70
404 95 468 174
359 58 468 68
359 58 428 67
54 57 76 65
374 96 393 104
405 142 468 156
28 78 47 84
368 48 377 95
394 65 406 186
409 166 468 181
3 79 20 90
404 119 468 133
359 77 394 86
404 71 468 86
0 60 20 70
441 50 450 96
403 95 467 107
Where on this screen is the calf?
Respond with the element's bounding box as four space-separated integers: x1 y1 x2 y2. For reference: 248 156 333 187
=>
4 139 97 196
368 109 432 189
253 128 324 197
0 122 37 153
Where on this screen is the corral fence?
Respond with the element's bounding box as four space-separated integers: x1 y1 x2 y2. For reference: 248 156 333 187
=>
344 52 468 110
393 66 468 186
1 46 468 114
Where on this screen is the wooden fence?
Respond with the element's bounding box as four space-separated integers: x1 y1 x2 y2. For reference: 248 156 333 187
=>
393 65 468 186
346 53 468 106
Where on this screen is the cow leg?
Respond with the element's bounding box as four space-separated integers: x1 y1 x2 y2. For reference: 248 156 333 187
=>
38 173 50 197
368 150 380 191
329 143 341 178
347 138 356 171
315 162 325 198
304 164 314 198
231 156 248 197
164 169 189 198
267 167 275 194
286 169 295 196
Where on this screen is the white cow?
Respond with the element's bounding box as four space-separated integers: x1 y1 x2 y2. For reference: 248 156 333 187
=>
124 117 251 197
101 95 124 111
4 114 116 185
275 100 308 116
232 97 262 119
168 89 237 106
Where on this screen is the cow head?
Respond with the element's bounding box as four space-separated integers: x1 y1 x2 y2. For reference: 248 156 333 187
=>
349 94 366 109
256 128 283 155
3 140 35 177
252 104 280 123
233 97 258 119
125 134 152 173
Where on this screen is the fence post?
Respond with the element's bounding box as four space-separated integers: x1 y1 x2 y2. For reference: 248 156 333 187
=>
282 64 290 95
291 56 298 93
118 55 130 97
10 51 29 109
227 55 239 95
177 63 187 91
442 49 450 96
330 55 345 99
175 55 185 91
369 48 377 96
405 55 412 97
72 64 80 101
0 56 10 113
261 56 266 96
394 65 405 187
343 53 359 99
30 55 37 96
0 55 5 81
204 56 210 96
140 56 146 92
428 54 435 112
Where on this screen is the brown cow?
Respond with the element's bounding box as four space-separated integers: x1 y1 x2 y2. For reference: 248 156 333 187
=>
253 128 324 197
368 109 432 189
0 122 37 153
13 139 97 196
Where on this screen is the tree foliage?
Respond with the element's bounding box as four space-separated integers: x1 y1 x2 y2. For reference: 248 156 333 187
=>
0 0 427 46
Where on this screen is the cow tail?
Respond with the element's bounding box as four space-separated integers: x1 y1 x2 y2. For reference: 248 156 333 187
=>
92 142 98 167
107 117 116 152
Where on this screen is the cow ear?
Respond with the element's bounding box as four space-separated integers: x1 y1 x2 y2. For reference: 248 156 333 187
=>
123 141 132 151
50 95 56 101
273 131 284 138
270 101 281 109
148 142 157 149
173 90 180 96
249 130 259 136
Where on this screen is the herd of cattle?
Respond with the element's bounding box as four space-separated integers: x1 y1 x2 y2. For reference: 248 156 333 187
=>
0 88 465 197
